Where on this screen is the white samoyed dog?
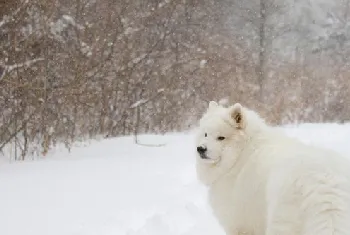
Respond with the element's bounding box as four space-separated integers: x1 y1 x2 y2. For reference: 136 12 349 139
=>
195 101 350 235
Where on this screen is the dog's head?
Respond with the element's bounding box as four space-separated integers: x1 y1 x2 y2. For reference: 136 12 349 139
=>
195 101 258 185
196 101 246 163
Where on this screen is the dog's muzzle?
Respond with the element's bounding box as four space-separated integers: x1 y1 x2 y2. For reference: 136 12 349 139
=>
197 146 220 164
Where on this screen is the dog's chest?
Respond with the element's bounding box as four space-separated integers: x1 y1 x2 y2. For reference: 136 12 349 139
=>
209 176 266 235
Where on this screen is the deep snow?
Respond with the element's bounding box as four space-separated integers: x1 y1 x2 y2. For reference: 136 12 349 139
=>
1 123 350 235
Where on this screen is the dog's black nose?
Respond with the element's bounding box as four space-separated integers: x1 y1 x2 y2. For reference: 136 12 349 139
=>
197 146 207 154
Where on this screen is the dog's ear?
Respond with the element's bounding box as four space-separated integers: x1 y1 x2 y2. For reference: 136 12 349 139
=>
208 101 219 110
229 103 245 129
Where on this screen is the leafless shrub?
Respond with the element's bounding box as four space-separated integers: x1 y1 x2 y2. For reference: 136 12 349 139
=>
1 0 350 160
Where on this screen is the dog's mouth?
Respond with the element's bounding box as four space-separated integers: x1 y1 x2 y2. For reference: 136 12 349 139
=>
199 153 221 164
199 153 209 160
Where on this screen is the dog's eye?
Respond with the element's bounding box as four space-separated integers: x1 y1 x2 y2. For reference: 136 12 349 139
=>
217 136 225 141
205 133 207 137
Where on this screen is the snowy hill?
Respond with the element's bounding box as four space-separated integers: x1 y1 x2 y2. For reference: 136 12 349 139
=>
1 124 350 235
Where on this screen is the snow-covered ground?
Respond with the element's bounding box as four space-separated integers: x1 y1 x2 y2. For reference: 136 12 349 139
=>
1 123 350 235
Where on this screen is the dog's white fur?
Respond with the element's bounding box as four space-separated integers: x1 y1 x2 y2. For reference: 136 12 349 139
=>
196 101 350 235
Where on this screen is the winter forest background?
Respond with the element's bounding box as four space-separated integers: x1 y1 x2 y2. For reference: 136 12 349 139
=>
1 0 350 160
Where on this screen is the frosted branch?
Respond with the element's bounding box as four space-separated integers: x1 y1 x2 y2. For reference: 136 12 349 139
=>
0 58 44 81
7 58 44 73
130 88 165 109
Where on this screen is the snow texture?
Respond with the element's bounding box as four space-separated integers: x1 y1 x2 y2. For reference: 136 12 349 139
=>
1 123 350 235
